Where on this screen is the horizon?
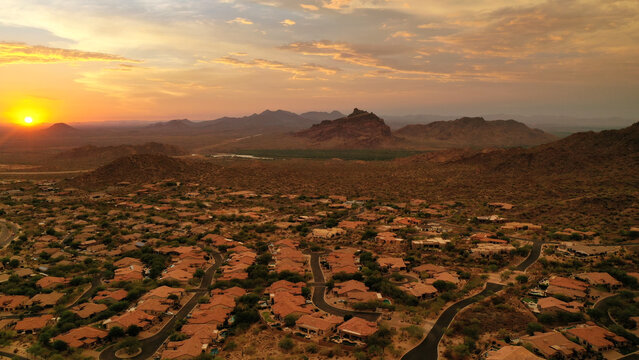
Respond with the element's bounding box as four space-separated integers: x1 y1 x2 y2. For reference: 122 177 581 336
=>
1 0 638 126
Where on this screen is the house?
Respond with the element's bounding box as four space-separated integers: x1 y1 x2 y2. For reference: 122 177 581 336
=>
142 286 185 302
161 336 207 360
36 276 68 289
565 325 628 351
400 282 437 299
0 295 29 311
558 243 621 257
501 222 542 231
72 302 108 319
93 289 128 302
485 345 542 360
412 264 447 275
411 237 450 249
377 257 407 272
27 292 64 307
112 264 144 282
536 297 582 314
337 317 378 342
575 272 622 289
52 326 108 348
15 314 54 334
520 331 585 359
106 309 156 330
331 280 381 302
312 228 345 239
188 307 231 326
471 243 515 257
137 298 170 315
181 324 219 343
546 276 589 299
296 314 343 337
271 292 312 320
376 232 404 249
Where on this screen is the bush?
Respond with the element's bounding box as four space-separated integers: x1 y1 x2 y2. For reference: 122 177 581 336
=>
526 322 544 335
278 337 295 351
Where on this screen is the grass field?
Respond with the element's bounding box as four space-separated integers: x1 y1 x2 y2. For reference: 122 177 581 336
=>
235 149 426 161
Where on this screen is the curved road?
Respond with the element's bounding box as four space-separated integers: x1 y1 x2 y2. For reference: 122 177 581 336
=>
514 240 543 271
402 282 505 360
308 252 380 322
99 251 223 360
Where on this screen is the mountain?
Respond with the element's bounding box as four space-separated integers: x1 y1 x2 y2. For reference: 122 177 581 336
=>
55 142 187 160
300 111 345 122
394 117 556 147
465 121 639 173
147 119 196 129
71 154 199 187
200 110 316 134
44 123 79 135
295 108 394 148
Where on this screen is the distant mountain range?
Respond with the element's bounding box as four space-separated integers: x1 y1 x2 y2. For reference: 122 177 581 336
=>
146 110 345 135
395 117 556 147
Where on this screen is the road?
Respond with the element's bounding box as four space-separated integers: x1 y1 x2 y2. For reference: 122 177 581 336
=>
402 282 505 360
0 221 18 248
308 252 381 322
0 169 91 176
514 239 543 271
99 251 223 360
0 351 28 360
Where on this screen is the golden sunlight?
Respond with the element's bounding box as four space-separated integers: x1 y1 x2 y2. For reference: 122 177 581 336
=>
24 116 33 124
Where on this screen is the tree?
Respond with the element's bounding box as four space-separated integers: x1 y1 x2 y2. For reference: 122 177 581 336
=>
284 314 299 327
126 325 142 337
108 326 125 339
51 339 68 351
515 275 529 284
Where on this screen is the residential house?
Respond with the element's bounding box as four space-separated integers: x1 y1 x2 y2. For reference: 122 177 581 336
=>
52 326 108 348
337 317 378 342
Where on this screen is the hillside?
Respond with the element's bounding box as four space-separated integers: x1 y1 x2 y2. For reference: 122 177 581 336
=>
295 108 394 148
71 154 205 187
395 117 556 147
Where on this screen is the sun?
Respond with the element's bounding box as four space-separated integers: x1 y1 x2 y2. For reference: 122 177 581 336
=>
24 116 33 124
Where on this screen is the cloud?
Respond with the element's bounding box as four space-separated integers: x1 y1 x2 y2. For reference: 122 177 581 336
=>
322 0 351 10
214 55 339 79
300 4 319 11
0 42 138 65
391 31 416 39
227 17 253 25
280 19 296 26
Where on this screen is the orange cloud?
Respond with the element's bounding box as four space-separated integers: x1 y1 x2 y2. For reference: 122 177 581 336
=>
215 55 339 79
0 42 138 65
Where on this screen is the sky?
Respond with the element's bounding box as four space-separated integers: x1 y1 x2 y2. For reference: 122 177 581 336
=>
0 0 638 125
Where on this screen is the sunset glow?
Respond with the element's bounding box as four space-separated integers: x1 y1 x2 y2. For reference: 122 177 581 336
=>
0 0 637 123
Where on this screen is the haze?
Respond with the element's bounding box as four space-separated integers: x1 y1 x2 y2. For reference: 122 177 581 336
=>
0 0 638 125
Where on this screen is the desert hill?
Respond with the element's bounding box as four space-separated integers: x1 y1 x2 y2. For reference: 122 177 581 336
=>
55 142 187 160
295 108 394 148
394 117 556 147
44 122 79 135
71 154 202 187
